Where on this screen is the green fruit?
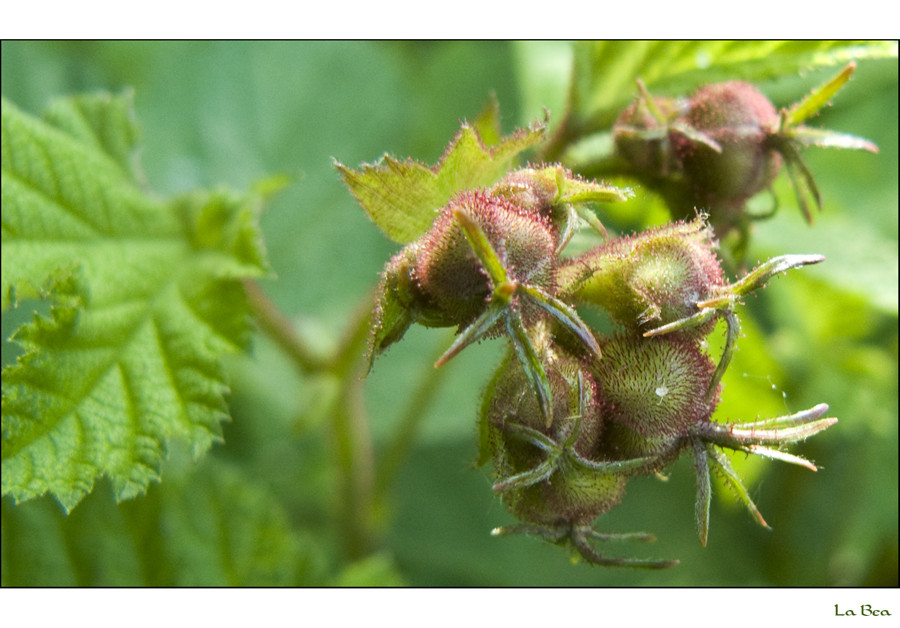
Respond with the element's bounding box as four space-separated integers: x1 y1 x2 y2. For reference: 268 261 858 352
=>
560 217 724 334
593 333 719 465
674 81 782 209
484 348 627 526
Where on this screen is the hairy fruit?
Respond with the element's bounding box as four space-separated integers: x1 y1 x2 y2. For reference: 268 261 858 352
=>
674 81 782 211
559 216 725 334
416 190 556 328
614 90 689 178
485 349 615 525
490 164 633 251
593 333 718 465
346 106 844 567
482 342 676 568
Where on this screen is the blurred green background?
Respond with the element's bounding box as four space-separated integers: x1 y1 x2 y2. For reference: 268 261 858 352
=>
1 41 896 586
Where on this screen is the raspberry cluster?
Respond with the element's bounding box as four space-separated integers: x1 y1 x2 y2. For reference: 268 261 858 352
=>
611 68 877 259
367 166 835 567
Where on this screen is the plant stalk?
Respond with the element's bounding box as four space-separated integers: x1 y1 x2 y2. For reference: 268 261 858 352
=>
242 279 330 374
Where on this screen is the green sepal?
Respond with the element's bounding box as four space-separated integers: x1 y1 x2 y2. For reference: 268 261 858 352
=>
698 403 837 450
782 125 879 153
780 140 823 223
782 62 857 127
520 284 602 360
491 523 678 569
453 207 510 290
551 165 633 206
708 447 770 530
367 246 429 368
699 254 826 308
492 419 655 492
367 288 416 370
692 439 711 547
476 351 514 468
434 299 506 368
506 307 553 426
669 120 722 153
745 445 820 472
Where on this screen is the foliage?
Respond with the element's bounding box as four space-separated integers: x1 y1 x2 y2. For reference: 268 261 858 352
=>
2 93 268 512
1 40 897 586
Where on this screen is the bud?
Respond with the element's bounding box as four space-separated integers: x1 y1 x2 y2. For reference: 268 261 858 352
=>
593 332 719 467
559 216 725 335
490 164 633 250
482 340 678 568
416 189 557 328
674 81 782 211
489 167 560 220
588 329 836 547
613 90 689 178
485 348 625 526
368 188 559 366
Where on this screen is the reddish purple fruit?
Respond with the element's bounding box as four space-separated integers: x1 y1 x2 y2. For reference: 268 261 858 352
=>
416 190 557 328
674 81 782 211
614 93 688 179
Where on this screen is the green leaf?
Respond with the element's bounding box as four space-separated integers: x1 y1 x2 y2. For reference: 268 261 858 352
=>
336 118 546 243
1 94 268 511
153 457 318 586
565 40 898 137
329 552 407 587
471 92 503 147
1 457 321 586
40 89 143 183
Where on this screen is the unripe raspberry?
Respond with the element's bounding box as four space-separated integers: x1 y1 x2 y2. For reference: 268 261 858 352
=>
415 189 557 328
674 81 782 209
593 333 719 466
613 93 688 178
485 350 627 526
490 167 559 219
489 164 628 250
382 245 456 327
560 217 724 334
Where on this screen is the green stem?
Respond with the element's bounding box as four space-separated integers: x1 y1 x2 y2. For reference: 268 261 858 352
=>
329 296 379 560
245 277 379 559
374 340 448 500
242 279 331 374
